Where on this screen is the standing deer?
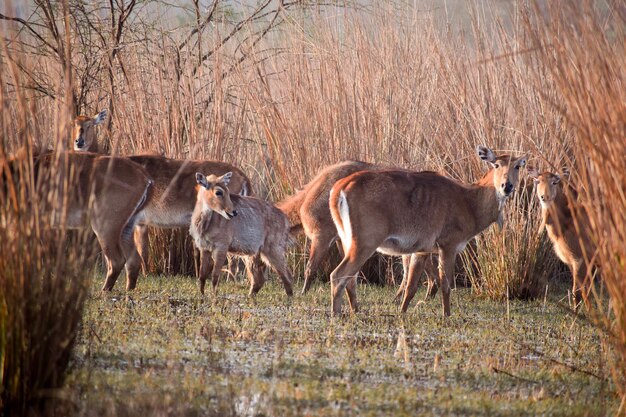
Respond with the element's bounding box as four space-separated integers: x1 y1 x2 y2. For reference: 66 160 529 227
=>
277 161 375 293
3 150 153 291
190 172 293 296
527 167 595 308
277 160 438 295
328 146 527 317
72 109 253 285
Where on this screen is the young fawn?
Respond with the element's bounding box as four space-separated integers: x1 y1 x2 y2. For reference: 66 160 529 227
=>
190 172 293 296
528 167 596 308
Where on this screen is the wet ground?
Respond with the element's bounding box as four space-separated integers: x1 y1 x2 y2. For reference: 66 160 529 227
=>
69 275 617 416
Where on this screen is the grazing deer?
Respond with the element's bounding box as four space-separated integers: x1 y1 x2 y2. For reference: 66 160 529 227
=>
277 160 438 295
190 172 293 296
527 166 595 308
72 109 253 282
3 150 153 291
328 146 527 317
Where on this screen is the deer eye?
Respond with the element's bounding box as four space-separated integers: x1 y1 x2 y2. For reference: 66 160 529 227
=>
515 165 520 170
215 190 223 197
494 163 500 169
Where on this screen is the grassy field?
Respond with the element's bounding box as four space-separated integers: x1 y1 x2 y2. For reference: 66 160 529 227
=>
68 272 617 416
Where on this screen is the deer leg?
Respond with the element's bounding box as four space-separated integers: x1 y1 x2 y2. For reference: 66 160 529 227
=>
245 256 266 295
123 232 143 291
302 232 335 294
330 243 376 316
330 258 357 316
571 260 591 310
134 224 150 275
394 254 412 302
92 215 128 291
439 248 456 317
225 255 243 281
98 234 126 292
345 275 359 313
424 253 439 299
263 247 294 297
400 254 428 312
211 250 228 294
198 250 214 295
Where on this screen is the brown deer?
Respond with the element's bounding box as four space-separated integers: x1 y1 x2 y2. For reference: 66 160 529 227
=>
328 146 527 317
72 110 253 282
3 150 153 291
190 172 293 296
277 161 376 293
527 166 595 308
73 109 108 153
277 160 438 295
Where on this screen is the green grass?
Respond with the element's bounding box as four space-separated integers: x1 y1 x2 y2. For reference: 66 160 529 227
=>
68 273 617 416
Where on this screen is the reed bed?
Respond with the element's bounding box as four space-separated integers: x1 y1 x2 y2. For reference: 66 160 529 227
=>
525 1 626 403
1 18 92 415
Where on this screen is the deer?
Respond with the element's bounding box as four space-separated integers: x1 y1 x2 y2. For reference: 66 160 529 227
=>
277 160 438 295
3 150 153 291
72 109 253 284
527 166 595 308
328 146 528 317
190 172 293 296
73 109 108 153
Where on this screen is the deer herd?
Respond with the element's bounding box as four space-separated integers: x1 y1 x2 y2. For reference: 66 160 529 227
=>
2 109 598 317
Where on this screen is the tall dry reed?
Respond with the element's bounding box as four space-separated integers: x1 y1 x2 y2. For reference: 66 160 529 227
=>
462 182 560 300
526 1 626 404
1 4 91 415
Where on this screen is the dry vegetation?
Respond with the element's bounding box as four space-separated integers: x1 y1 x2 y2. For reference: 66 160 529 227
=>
1 0 624 415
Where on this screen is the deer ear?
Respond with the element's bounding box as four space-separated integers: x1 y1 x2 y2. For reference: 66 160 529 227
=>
220 172 233 185
196 172 209 188
477 146 497 164
527 166 539 179
93 109 108 125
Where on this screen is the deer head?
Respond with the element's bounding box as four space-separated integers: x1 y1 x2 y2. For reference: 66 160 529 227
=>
195 172 237 219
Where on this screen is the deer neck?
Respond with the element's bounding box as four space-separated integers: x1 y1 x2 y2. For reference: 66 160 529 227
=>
469 169 505 233
192 201 216 232
87 138 101 154
542 189 571 234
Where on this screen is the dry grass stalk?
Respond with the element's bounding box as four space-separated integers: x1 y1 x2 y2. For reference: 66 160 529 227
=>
525 1 626 401
1 4 91 414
